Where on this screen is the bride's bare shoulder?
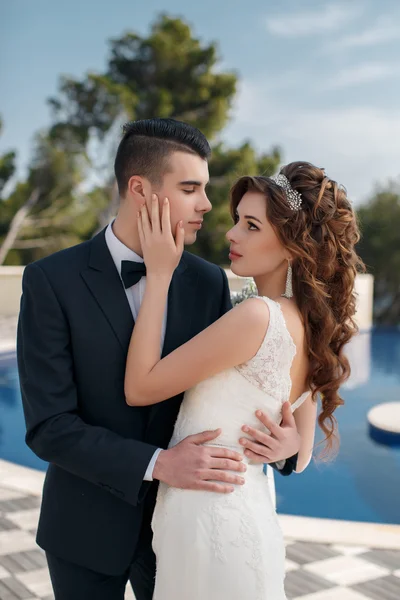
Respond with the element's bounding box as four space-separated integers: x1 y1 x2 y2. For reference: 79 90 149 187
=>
224 297 271 341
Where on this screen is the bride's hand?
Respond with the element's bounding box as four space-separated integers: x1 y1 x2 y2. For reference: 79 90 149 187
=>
138 194 185 279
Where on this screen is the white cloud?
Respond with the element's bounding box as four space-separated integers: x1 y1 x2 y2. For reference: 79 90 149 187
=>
326 62 400 89
265 3 362 37
327 19 400 51
223 79 400 204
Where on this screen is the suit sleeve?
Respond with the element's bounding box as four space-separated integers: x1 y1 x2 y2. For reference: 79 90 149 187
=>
218 267 233 315
17 263 158 506
218 267 298 477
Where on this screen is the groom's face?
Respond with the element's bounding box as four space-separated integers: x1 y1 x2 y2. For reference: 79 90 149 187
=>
153 151 212 245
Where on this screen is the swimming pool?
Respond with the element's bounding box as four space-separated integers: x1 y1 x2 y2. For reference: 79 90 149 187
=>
1 330 400 524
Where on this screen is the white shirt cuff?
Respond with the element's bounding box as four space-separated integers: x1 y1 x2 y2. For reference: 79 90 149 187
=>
143 448 163 481
275 459 286 470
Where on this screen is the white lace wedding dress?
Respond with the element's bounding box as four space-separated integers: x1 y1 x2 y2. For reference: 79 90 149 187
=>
151 297 309 600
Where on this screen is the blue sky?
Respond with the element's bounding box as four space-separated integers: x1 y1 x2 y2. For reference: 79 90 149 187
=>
1 0 400 203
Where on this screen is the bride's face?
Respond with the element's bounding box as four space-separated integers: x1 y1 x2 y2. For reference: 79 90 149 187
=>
226 191 288 278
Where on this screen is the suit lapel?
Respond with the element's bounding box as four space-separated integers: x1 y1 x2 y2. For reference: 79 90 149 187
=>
81 230 199 430
161 257 198 358
147 254 199 430
81 229 134 355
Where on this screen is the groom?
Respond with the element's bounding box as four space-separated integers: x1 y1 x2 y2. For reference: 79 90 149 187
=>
17 118 301 600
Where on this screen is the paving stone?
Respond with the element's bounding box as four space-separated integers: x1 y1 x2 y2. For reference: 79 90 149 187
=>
0 531 36 556
293 588 372 599
331 545 370 557
16 568 53 598
352 574 400 600
286 541 342 565
0 518 17 532
285 568 335 598
0 490 24 503
304 555 390 587
0 551 46 575
0 483 396 600
23 551 46 571
0 564 11 579
360 548 400 571
6 510 40 532
0 498 40 515
0 576 32 599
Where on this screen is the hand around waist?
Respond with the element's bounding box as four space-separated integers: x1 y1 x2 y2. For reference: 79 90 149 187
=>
153 429 247 494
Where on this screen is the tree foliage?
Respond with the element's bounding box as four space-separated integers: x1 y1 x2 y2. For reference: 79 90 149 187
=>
357 182 400 325
0 14 281 265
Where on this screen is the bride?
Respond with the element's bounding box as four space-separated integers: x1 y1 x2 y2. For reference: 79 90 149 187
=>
124 162 363 599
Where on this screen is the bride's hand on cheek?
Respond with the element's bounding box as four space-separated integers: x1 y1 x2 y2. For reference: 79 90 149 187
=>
138 193 185 280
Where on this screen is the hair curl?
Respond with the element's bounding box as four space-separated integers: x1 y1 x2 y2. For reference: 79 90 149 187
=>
230 162 365 458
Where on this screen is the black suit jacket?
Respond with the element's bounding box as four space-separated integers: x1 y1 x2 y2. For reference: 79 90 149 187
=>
17 228 296 576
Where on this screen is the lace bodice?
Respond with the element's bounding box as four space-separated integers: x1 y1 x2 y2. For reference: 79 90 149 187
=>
235 297 296 403
169 296 309 453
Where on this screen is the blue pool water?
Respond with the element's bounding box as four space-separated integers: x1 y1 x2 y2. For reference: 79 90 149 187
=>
1 330 400 524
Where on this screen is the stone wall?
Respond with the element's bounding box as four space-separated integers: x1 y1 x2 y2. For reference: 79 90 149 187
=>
0 266 374 330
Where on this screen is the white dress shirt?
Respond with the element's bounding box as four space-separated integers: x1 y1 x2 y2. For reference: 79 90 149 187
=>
105 221 164 481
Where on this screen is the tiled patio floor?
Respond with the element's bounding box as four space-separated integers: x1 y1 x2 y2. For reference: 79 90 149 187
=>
0 484 399 600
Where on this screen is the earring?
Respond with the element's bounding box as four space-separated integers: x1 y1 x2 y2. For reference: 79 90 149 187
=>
281 260 293 299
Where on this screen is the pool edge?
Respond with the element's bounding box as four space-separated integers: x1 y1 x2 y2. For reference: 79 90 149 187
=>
1 458 399 550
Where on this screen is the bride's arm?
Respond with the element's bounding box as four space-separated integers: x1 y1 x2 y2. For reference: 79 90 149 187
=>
293 395 317 472
125 293 269 406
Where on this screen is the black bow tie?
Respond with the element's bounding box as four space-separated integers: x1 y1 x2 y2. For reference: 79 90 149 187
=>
121 260 147 288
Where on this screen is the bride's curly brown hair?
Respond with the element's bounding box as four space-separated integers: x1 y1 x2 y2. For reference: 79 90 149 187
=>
230 162 365 457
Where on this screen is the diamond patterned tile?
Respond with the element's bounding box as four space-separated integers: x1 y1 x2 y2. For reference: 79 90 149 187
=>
285 568 335 598
0 564 11 579
0 575 33 599
0 550 47 574
293 588 372 599
0 530 36 556
16 568 53 598
0 489 25 503
0 484 397 600
7 510 41 532
304 555 390 586
286 558 301 572
351 575 400 600
331 545 370 557
360 549 400 571
0 516 17 531
0 497 41 514
286 541 342 565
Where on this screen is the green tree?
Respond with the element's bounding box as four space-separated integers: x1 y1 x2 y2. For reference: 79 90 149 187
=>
48 14 237 152
46 14 280 261
357 181 400 325
2 15 282 265
0 132 86 264
0 116 16 197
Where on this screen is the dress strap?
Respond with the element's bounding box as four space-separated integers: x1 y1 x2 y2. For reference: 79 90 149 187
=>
290 391 311 412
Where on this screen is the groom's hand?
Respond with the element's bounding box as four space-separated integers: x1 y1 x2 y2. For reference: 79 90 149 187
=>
239 402 301 464
152 429 246 493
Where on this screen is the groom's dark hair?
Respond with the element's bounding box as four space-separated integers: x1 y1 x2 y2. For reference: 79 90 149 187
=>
114 118 211 196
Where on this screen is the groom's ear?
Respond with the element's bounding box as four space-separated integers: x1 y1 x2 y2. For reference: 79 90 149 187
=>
127 175 151 207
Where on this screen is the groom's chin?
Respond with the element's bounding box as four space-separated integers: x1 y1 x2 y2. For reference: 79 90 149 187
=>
184 232 198 246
